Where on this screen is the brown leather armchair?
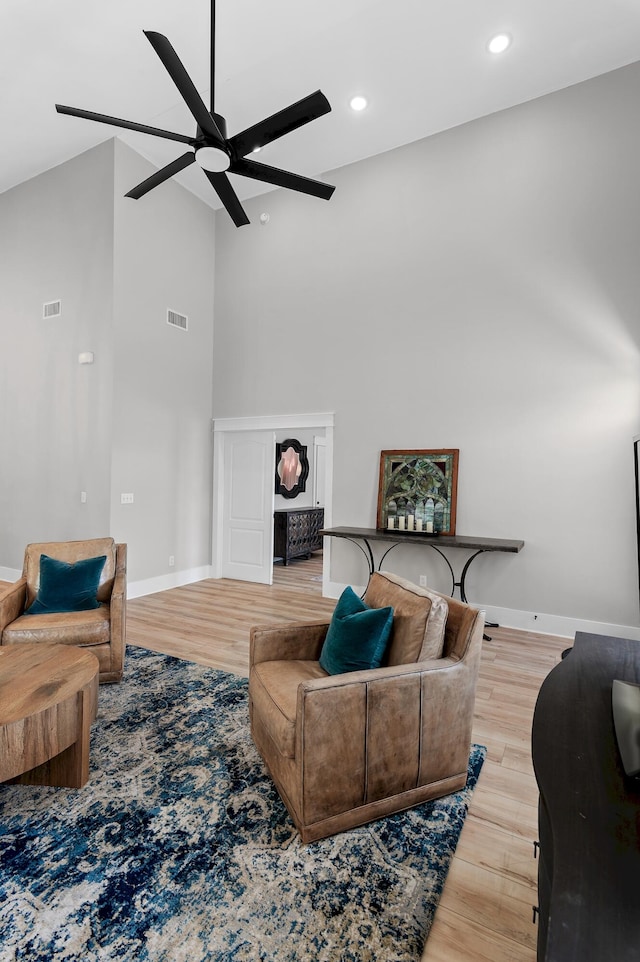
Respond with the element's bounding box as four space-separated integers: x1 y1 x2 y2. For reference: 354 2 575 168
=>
0 538 126 683
249 570 484 842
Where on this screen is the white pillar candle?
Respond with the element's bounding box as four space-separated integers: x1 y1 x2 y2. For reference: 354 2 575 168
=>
416 518 423 531
407 515 414 531
387 517 395 530
398 517 405 530
426 521 434 534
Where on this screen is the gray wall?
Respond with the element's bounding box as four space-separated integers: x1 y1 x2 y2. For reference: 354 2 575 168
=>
110 141 215 582
0 142 115 561
0 139 216 584
214 61 640 629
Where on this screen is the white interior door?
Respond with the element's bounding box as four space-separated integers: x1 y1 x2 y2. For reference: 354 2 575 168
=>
221 431 275 584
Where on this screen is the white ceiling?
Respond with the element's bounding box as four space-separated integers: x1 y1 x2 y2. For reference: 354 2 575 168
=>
2 0 640 211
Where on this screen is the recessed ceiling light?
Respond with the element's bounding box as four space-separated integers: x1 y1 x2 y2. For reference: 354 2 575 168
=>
349 95 368 112
488 33 512 54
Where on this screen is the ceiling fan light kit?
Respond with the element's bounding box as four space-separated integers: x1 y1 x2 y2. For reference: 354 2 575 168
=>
55 0 335 226
195 145 231 173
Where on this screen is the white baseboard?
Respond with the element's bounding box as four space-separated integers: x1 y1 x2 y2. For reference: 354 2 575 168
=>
1 565 214 599
325 580 640 642
481 603 640 642
127 566 214 599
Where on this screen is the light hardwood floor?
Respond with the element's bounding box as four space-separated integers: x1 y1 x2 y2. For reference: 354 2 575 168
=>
2 557 567 960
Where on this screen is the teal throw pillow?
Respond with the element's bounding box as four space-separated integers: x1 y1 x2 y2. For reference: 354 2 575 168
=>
319 586 394 675
26 553 106 615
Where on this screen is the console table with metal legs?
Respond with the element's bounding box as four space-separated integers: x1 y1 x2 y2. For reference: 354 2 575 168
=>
319 526 524 637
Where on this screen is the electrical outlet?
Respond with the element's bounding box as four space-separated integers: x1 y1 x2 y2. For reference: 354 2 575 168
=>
120 492 134 504
419 575 427 587
169 555 175 567
80 491 87 503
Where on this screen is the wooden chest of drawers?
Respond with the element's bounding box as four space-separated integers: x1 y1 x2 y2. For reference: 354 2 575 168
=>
274 507 324 565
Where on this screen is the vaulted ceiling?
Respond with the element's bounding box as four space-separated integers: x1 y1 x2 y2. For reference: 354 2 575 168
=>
2 0 640 209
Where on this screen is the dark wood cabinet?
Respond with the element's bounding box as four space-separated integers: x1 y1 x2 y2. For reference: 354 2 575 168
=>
274 507 324 565
532 632 640 961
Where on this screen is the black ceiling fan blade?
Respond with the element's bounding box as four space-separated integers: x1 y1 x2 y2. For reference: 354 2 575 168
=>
55 104 196 146
228 90 331 158
143 31 225 145
203 170 250 227
231 157 335 201
125 151 196 200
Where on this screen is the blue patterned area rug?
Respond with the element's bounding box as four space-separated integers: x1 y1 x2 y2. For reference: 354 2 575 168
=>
0 646 485 962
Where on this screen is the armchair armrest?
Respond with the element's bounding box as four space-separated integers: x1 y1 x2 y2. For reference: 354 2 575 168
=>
299 656 459 692
112 544 127 600
0 578 27 635
250 620 330 666
108 544 127 675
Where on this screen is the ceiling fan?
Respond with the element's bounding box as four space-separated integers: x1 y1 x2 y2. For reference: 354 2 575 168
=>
55 0 335 227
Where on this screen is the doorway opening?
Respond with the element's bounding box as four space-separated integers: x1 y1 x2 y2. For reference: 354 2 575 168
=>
211 412 334 593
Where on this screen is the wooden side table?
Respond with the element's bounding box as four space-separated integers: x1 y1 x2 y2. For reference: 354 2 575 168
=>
0 644 99 788
319 526 524 602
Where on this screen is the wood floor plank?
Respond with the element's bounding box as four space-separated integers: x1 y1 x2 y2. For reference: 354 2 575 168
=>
502 744 536 776
469 789 539 842
453 814 538 887
476 759 538 806
434 858 538 949
423 905 536 962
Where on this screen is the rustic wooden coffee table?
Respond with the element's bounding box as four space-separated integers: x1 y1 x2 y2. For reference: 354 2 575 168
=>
0 644 99 788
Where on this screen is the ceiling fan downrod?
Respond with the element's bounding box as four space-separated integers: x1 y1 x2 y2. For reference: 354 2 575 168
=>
210 0 216 115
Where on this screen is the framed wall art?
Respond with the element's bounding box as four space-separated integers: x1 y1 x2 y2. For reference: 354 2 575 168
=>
377 449 459 535
275 438 309 500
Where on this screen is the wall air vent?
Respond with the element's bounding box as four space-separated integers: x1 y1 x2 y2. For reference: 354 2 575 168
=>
43 299 62 319
167 309 188 331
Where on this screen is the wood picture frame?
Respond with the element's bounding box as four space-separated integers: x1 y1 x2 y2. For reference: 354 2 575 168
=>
377 449 459 535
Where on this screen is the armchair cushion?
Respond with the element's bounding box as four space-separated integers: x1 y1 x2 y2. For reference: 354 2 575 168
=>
3 606 111 647
25 554 106 615
251 660 327 758
319 586 394 676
